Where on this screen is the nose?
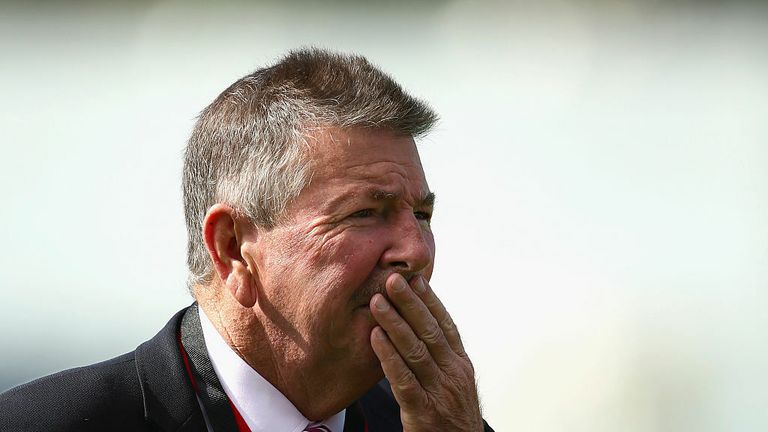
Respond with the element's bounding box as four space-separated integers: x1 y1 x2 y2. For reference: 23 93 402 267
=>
379 211 434 274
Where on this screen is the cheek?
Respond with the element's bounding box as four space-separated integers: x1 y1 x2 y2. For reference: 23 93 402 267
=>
311 228 385 272
283 230 383 309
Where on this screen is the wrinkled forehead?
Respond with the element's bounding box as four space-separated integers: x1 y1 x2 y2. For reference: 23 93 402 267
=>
307 127 427 182
275 127 432 221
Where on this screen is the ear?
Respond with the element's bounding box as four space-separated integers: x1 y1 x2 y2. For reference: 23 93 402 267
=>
202 204 258 308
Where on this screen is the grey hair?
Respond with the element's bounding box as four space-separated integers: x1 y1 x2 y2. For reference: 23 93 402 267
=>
182 48 438 289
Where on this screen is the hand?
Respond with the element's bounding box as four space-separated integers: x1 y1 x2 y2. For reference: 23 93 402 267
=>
369 273 483 432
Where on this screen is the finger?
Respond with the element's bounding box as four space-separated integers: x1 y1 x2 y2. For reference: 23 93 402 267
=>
385 273 456 365
370 326 427 408
411 275 467 357
370 293 440 386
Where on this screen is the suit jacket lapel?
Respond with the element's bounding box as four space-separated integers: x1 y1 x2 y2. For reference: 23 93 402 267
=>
135 307 205 431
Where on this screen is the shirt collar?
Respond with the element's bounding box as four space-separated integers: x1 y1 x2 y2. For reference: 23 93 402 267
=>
198 307 345 432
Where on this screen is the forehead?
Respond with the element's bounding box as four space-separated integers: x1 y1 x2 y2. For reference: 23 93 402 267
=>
305 127 429 196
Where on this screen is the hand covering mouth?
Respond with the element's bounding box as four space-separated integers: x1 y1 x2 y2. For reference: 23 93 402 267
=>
350 272 417 308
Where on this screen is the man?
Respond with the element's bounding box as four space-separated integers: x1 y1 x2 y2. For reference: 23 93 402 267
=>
0 48 493 432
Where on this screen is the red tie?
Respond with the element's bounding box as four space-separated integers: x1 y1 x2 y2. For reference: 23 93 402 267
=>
305 423 331 432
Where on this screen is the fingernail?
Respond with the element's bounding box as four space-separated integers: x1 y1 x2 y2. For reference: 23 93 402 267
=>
373 326 387 340
392 275 407 293
373 295 389 311
413 276 427 294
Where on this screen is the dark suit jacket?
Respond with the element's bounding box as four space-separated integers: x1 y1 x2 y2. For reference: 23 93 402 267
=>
0 307 494 432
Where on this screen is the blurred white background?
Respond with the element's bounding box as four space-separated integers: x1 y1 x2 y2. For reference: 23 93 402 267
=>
2 0 767 430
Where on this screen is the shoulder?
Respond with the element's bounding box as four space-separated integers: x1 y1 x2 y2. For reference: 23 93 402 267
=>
0 352 147 431
0 306 200 432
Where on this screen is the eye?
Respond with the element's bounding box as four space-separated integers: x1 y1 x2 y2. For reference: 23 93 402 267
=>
349 209 375 218
414 211 432 222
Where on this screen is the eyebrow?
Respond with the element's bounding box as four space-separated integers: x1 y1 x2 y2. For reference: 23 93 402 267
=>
368 189 435 207
419 191 436 207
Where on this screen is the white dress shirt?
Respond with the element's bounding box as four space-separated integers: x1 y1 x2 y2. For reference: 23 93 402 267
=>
199 308 345 432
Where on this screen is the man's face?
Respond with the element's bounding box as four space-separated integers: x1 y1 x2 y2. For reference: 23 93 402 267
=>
247 127 435 389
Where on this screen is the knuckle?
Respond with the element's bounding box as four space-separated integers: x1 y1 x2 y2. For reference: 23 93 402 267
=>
385 351 402 364
420 324 443 345
441 360 463 378
441 357 473 379
402 296 420 311
396 380 429 408
425 296 441 310
395 368 419 393
440 314 456 332
461 361 475 380
465 356 476 372
393 320 413 336
404 340 431 364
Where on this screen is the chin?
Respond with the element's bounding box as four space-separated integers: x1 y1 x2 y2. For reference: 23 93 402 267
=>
348 356 385 395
